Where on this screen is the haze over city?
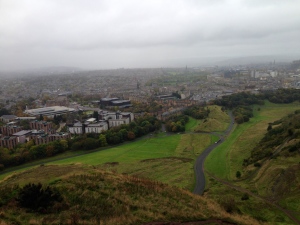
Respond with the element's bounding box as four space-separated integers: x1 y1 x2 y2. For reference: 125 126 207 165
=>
1 0 300 70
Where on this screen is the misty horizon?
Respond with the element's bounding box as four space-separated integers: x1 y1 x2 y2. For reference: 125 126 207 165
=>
1 0 300 71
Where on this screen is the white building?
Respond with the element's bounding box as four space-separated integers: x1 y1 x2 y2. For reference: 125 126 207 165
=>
68 111 134 134
108 118 129 128
85 122 108 133
68 122 83 134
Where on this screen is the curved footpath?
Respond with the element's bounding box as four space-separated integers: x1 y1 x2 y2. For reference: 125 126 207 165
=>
193 111 234 195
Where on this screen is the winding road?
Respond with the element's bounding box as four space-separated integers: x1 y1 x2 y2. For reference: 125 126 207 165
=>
193 111 234 195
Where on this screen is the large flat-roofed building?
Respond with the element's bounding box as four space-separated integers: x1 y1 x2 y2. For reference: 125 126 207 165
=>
0 115 18 123
68 122 83 134
111 100 132 108
100 98 119 107
24 106 75 117
68 121 108 134
0 136 17 149
12 130 32 143
100 98 131 108
0 125 22 136
85 122 108 134
30 121 54 134
99 111 134 128
29 132 71 145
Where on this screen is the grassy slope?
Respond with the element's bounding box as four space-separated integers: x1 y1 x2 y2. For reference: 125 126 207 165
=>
1 129 216 191
0 165 262 225
185 117 200 132
194 105 230 132
204 101 300 224
205 101 300 180
99 133 216 190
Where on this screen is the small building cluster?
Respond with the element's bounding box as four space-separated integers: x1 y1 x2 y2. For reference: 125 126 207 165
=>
0 116 70 149
68 111 134 134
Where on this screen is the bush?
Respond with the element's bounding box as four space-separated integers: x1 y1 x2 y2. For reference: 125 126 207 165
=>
254 162 261 167
220 196 237 213
0 164 4 171
241 193 249 200
17 183 62 212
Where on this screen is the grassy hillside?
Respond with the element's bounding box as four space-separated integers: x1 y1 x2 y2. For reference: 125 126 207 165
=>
0 164 262 225
205 101 300 180
194 105 230 132
99 133 217 190
204 102 300 224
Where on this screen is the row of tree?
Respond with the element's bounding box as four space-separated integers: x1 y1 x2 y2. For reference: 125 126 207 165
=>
165 115 189 133
183 106 210 119
0 139 68 169
214 89 300 124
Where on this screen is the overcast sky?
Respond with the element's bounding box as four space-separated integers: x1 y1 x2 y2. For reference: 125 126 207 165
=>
1 0 300 70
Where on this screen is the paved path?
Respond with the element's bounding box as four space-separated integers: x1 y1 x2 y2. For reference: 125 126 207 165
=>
193 111 234 195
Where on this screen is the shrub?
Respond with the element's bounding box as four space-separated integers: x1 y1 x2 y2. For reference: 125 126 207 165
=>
241 193 249 200
17 183 62 212
0 164 4 171
220 196 237 213
254 162 261 167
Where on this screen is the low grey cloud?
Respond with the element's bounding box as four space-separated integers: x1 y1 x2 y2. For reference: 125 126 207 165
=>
0 0 300 69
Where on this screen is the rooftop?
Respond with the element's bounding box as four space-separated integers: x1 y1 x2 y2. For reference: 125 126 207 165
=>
24 106 75 116
13 130 32 136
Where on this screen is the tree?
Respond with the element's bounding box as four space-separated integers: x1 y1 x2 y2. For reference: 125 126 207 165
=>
59 139 68 151
99 134 107 147
83 138 98 150
236 171 241 179
127 131 135 140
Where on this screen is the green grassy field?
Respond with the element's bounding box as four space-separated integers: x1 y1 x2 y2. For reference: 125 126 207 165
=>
53 133 216 190
205 102 300 180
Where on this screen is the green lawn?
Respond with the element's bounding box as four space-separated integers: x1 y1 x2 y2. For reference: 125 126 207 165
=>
53 135 180 165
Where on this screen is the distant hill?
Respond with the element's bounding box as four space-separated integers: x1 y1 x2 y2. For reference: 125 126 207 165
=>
0 66 83 78
0 164 261 225
215 55 299 66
